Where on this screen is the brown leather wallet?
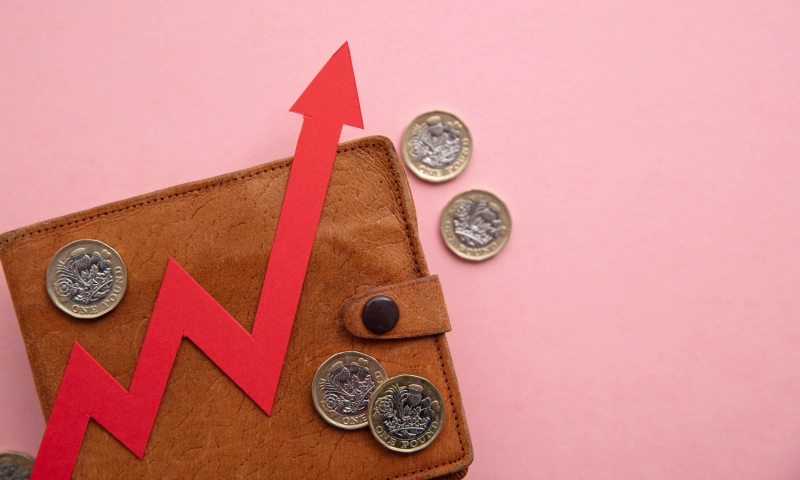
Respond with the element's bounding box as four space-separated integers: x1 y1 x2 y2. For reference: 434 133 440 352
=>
0 136 473 479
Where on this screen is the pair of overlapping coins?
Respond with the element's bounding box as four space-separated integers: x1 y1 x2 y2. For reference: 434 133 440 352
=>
311 351 444 453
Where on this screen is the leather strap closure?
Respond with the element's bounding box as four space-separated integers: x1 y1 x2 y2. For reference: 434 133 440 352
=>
342 275 452 339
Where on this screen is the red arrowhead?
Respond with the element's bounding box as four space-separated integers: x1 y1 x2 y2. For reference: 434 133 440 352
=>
290 42 364 129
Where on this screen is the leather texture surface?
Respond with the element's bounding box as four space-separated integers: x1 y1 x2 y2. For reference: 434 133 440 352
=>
343 275 452 340
0 136 473 479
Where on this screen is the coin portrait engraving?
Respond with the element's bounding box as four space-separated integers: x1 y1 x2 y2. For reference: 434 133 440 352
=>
402 111 472 182
46 239 127 319
368 374 445 453
453 199 502 247
312 351 388 430
0 452 34 480
441 190 512 261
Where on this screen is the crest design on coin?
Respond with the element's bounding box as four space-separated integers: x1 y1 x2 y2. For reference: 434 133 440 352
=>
312 351 387 429
46 239 127 319
453 199 501 247
441 190 512 261
375 384 437 438
402 111 472 182
53 251 114 305
321 359 376 415
413 118 461 168
368 374 445 453
0 452 34 480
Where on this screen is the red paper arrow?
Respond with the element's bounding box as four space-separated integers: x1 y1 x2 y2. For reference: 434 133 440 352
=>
31 42 362 479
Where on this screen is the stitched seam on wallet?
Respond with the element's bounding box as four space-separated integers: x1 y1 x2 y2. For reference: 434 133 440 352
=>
378 143 468 480
3 140 468 478
0 144 367 245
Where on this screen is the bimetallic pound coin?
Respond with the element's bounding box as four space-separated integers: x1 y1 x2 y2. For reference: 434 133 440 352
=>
440 189 512 261
312 351 388 430
46 239 127 319
0 452 34 480
368 374 445 453
401 111 472 183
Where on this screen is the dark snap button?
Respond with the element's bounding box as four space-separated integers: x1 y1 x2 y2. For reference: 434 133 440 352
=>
362 295 400 334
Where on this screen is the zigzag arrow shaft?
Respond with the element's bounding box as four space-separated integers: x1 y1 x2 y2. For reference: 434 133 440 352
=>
31 43 362 479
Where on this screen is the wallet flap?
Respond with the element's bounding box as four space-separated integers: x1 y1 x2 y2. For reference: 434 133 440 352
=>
343 275 452 339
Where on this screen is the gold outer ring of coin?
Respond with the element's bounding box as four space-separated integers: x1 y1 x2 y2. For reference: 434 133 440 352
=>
311 351 388 430
440 189 512 261
45 239 128 319
367 374 445 453
0 451 35 476
401 110 473 183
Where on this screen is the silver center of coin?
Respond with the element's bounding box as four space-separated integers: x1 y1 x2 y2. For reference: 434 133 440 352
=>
374 383 439 439
412 116 462 168
0 452 34 480
320 358 379 416
52 250 115 306
453 199 501 247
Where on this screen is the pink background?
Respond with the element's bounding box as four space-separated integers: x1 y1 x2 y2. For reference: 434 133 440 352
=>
2 2 800 478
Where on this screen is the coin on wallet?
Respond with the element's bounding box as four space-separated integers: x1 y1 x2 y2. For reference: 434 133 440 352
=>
440 189 512 261
46 239 127 319
401 111 472 183
312 351 388 430
368 374 445 453
0 452 34 480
